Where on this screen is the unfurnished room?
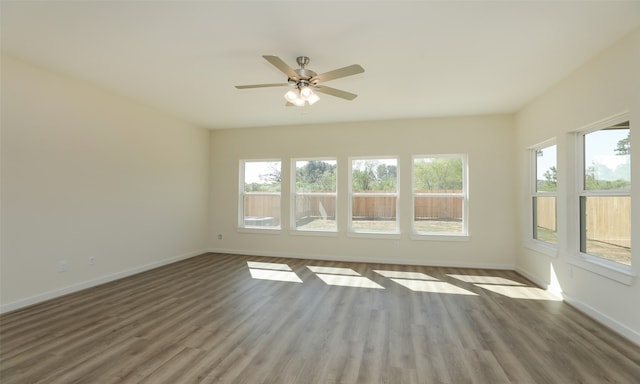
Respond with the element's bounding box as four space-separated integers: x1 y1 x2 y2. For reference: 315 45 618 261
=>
1 1 639 383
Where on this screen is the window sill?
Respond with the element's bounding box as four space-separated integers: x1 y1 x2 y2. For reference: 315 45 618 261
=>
289 229 339 237
347 232 401 240
238 227 281 235
524 240 558 258
566 253 636 286
410 233 470 242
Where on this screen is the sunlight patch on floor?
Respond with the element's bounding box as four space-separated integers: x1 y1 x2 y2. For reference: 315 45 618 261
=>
475 284 562 301
315 274 384 289
247 261 302 283
391 279 478 295
247 261 292 271
447 274 525 286
373 270 437 280
307 266 361 276
249 269 303 283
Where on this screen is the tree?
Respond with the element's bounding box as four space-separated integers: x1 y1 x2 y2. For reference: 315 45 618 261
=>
537 166 557 192
615 131 630 157
296 160 336 192
352 160 397 192
414 158 462 191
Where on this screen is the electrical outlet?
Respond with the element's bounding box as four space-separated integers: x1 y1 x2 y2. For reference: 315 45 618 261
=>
58 260 68 273
217 234 223 240
89 257 96 266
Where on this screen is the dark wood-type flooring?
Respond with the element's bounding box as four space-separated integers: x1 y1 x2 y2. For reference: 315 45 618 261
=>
1 253 639 383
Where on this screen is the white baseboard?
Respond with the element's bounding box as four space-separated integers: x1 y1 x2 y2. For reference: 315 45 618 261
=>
515 266 639 346
207 248 515 270
562 294 640 346
0 249 207 314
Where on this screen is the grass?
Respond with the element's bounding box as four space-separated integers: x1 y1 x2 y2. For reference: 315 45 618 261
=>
536 227 630 265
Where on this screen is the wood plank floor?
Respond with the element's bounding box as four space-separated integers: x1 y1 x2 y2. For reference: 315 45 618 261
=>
1 253 639 383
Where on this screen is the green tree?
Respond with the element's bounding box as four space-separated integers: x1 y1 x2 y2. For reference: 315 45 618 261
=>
537 166 557 192
296 160 336 192
414 157 462 191
615 131 630 157
352 160 397 192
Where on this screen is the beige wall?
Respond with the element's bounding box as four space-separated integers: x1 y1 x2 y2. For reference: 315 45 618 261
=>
515 28 640 343
1 56 210 311
208 115 517 268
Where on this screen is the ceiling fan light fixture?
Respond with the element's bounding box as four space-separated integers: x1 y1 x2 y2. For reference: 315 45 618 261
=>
237 55 363 106
284 89 298 103
299 86 313 99
307 92 320 105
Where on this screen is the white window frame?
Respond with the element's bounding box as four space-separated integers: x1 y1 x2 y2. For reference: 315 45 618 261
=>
411 154 469 240
528 139 558 256
568 112 634 285
290 158 338 235
238 159 282 232
348 156 400 238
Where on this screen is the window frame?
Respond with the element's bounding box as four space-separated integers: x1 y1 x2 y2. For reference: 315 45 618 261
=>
568 112 634 285
411 154 469 240
290 158 338 235
348 156 400 238
528 139 558 255
238 159 282 232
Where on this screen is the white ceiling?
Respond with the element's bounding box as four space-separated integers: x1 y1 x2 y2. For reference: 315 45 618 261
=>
2 1 640 129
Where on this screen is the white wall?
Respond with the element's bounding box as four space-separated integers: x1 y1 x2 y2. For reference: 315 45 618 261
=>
0 56 210 312
515 28 640 343
208 115 517 268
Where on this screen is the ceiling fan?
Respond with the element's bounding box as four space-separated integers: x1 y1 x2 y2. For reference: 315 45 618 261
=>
235 55 364 106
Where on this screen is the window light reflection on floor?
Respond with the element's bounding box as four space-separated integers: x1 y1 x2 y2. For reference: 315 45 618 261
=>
391 279 478 295
475 284 562 301
307 266 361 276
315 274 384 289
447 274 525 286
447 274 561 301
247 261 292 271
247 261 302 283
374 270 437 281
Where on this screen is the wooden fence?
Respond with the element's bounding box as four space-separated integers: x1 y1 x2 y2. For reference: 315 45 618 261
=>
535 197 556 231
245 192 462 221
537 196 630 248
246 194 629 247
584 196 630 248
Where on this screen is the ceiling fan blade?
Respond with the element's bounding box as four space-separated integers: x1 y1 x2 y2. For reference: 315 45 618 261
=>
235 83 289 89
314 85 358 101
311 64 364 83
263 55 299 80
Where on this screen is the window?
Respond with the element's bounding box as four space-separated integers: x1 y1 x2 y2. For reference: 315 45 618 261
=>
239 160 281 229
579 120 630 266
292 159 337 232
412 155 467 236
532 143 557 245
349 157 399 234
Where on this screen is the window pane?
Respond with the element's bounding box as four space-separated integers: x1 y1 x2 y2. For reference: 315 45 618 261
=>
413 157 462 193
243 194 280 227
294 195 336 231
351 159 397 193
580 196 631 265
295 160 336 192
584 123 630 191
242 160 281 229
533 196 557 244
414 196 463 233
244 161 281 192
351 196 398 232
536 145 557 192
